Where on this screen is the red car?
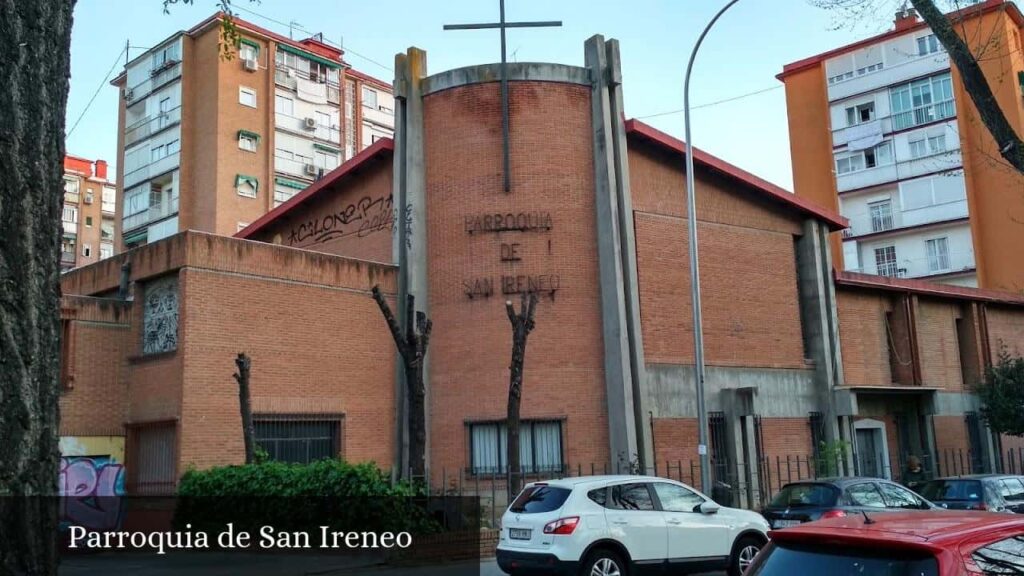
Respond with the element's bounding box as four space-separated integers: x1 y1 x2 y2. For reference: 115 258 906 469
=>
745 511 1024 575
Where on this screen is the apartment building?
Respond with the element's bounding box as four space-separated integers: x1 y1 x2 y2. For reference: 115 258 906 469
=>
62 155 118 272
779 0 1024 291
112 12 394 250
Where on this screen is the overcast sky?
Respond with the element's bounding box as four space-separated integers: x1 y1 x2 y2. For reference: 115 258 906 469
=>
66 0 917 189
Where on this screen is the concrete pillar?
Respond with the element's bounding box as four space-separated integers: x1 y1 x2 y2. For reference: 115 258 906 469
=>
794 219 845 445
585 34 640 470
922 414 938 476
392 47 430 479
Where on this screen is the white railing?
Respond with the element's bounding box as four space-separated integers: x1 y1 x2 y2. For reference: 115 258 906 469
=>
837 149 962 193
274 156 317 180
123 152 180 188
843 199 968 238
62 220 77 235
125 106 181 147
892 100 955 131
274 112 340 144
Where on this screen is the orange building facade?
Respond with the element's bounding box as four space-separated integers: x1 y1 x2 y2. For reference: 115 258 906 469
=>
60 36 1024 512
780 0 1024 292
61 155 118 271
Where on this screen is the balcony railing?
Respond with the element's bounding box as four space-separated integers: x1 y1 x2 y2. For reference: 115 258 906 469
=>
62 221 77 235
123 151 180 188
892 100 955 131
126 61 182 105
275 112 341 144
60 252 76 266
125 106 181 147
274 68 340 104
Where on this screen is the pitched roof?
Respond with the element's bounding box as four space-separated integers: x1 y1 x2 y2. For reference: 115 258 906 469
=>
235 138 394 239
624 119 847 229
835 270 1024 307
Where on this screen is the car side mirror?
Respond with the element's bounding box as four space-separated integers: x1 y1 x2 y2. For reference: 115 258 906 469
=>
699 501 721 515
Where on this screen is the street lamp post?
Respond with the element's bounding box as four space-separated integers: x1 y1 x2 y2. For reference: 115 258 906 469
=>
684 0 742 495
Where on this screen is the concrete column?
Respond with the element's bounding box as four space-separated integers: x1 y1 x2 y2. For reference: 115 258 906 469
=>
391 47 430 479
585 34 639 470
795 219 845 445
922 414 938 476
604 38 652 471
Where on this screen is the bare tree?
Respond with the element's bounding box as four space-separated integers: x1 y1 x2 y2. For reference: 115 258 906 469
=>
506 293 539 497
810 0 1024 173
234 353 256 465
371 286 431 481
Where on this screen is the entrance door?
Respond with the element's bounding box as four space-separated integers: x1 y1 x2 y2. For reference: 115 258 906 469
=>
857 428 882 478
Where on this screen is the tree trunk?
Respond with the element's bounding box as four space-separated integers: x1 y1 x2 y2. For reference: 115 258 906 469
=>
910 0 1024 173
0 0 75 574
234 353 255 464
506 294 538 498
371 286 431 482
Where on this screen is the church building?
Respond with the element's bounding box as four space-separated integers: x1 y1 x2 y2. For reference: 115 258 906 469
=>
58 36 1024 507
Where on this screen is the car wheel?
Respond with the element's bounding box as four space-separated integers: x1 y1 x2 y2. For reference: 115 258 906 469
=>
582 548 627 576
729 535 764 576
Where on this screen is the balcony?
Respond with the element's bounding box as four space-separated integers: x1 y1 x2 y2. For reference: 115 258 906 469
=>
842 199 968 239
123 151 180 189
827 51 949 102
126 61 182 105
275 112 340 144
837 148 962 193
60 252 76 267
274 68 340 104
125 106 181 147
62 220 77 235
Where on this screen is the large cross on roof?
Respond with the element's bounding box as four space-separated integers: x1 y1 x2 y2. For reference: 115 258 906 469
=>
444 1 562 193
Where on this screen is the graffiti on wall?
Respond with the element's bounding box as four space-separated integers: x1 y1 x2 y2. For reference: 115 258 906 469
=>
288 195 396 245
59 456 125 531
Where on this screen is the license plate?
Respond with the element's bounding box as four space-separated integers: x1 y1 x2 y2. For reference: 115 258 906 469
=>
773 519 801 528
509 528 532 540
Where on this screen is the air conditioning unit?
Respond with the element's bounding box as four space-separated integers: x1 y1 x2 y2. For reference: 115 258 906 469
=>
124 88 134 100
303 117 317 130
304 163 318 176
83 193 94 205
243 58 258 72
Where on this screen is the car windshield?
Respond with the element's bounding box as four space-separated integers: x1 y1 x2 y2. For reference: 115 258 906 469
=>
768 484 839 508
509 485 571 514
749 542 938 576
918 479 983 502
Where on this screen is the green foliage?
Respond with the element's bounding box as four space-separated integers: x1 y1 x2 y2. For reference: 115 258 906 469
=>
162 0 244 59
979 348 1024 436
175 460 439 535
816 440 851 477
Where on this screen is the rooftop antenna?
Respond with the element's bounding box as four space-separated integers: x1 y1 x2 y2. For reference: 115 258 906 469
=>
289 20 301 40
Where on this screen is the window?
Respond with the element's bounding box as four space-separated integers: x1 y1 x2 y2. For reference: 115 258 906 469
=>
239 40 258 62
869 200 893 232
468 420 563 475
151 145 164 162
254 418 340 464
652 482 705 513
275 94 293 116
151 43 179 70
836 155 865 175
314 149 339 171
85 216 93 227
846 483 887 508
316 110 331 127
64 177 80 200
362 86 378 109
235 174 258 198
239 131 258 152
927 134 946 154
972 536 1024 574
239 86 257 108
101 187 116 213
878 482 926 509
588 488 608 506
875 246 899 277
509 485 572 514
909 137 928 159
836 141 892 174
166 139 180 155
845 102 875 126
890 73 954 130
101 221 114 241
926 237 950 272
62 205 78 223
100 243 113 260
82 244 92 258
142 275 178 355
609 483 655 511
917 34 942 56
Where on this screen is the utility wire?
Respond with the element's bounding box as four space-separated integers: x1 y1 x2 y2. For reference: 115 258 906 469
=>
66 46 127 138
637 84 782 119
231 4 393 73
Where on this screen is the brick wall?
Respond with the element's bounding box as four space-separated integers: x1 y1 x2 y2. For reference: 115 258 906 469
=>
837 290 892 386
629 143 806 369
917 299 965 391
988 306 1024 359
421 80 611 480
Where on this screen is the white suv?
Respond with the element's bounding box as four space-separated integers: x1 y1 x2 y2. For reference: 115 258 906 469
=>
496 475 769 576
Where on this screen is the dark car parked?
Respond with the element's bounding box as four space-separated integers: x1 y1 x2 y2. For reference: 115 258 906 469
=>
917 474 1024 513
762 477 936 528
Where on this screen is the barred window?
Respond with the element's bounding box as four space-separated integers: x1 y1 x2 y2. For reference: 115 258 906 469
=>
254 417 341 464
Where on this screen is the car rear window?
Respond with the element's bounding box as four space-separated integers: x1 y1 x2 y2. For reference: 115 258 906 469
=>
768 483 839 508
919 479 983 502
509 485 571 514
749 542 938 576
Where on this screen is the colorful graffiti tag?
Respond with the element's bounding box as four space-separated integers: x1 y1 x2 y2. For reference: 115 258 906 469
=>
59 456 125 531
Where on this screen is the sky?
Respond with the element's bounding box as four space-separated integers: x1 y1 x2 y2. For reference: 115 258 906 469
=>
65 0 909 190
